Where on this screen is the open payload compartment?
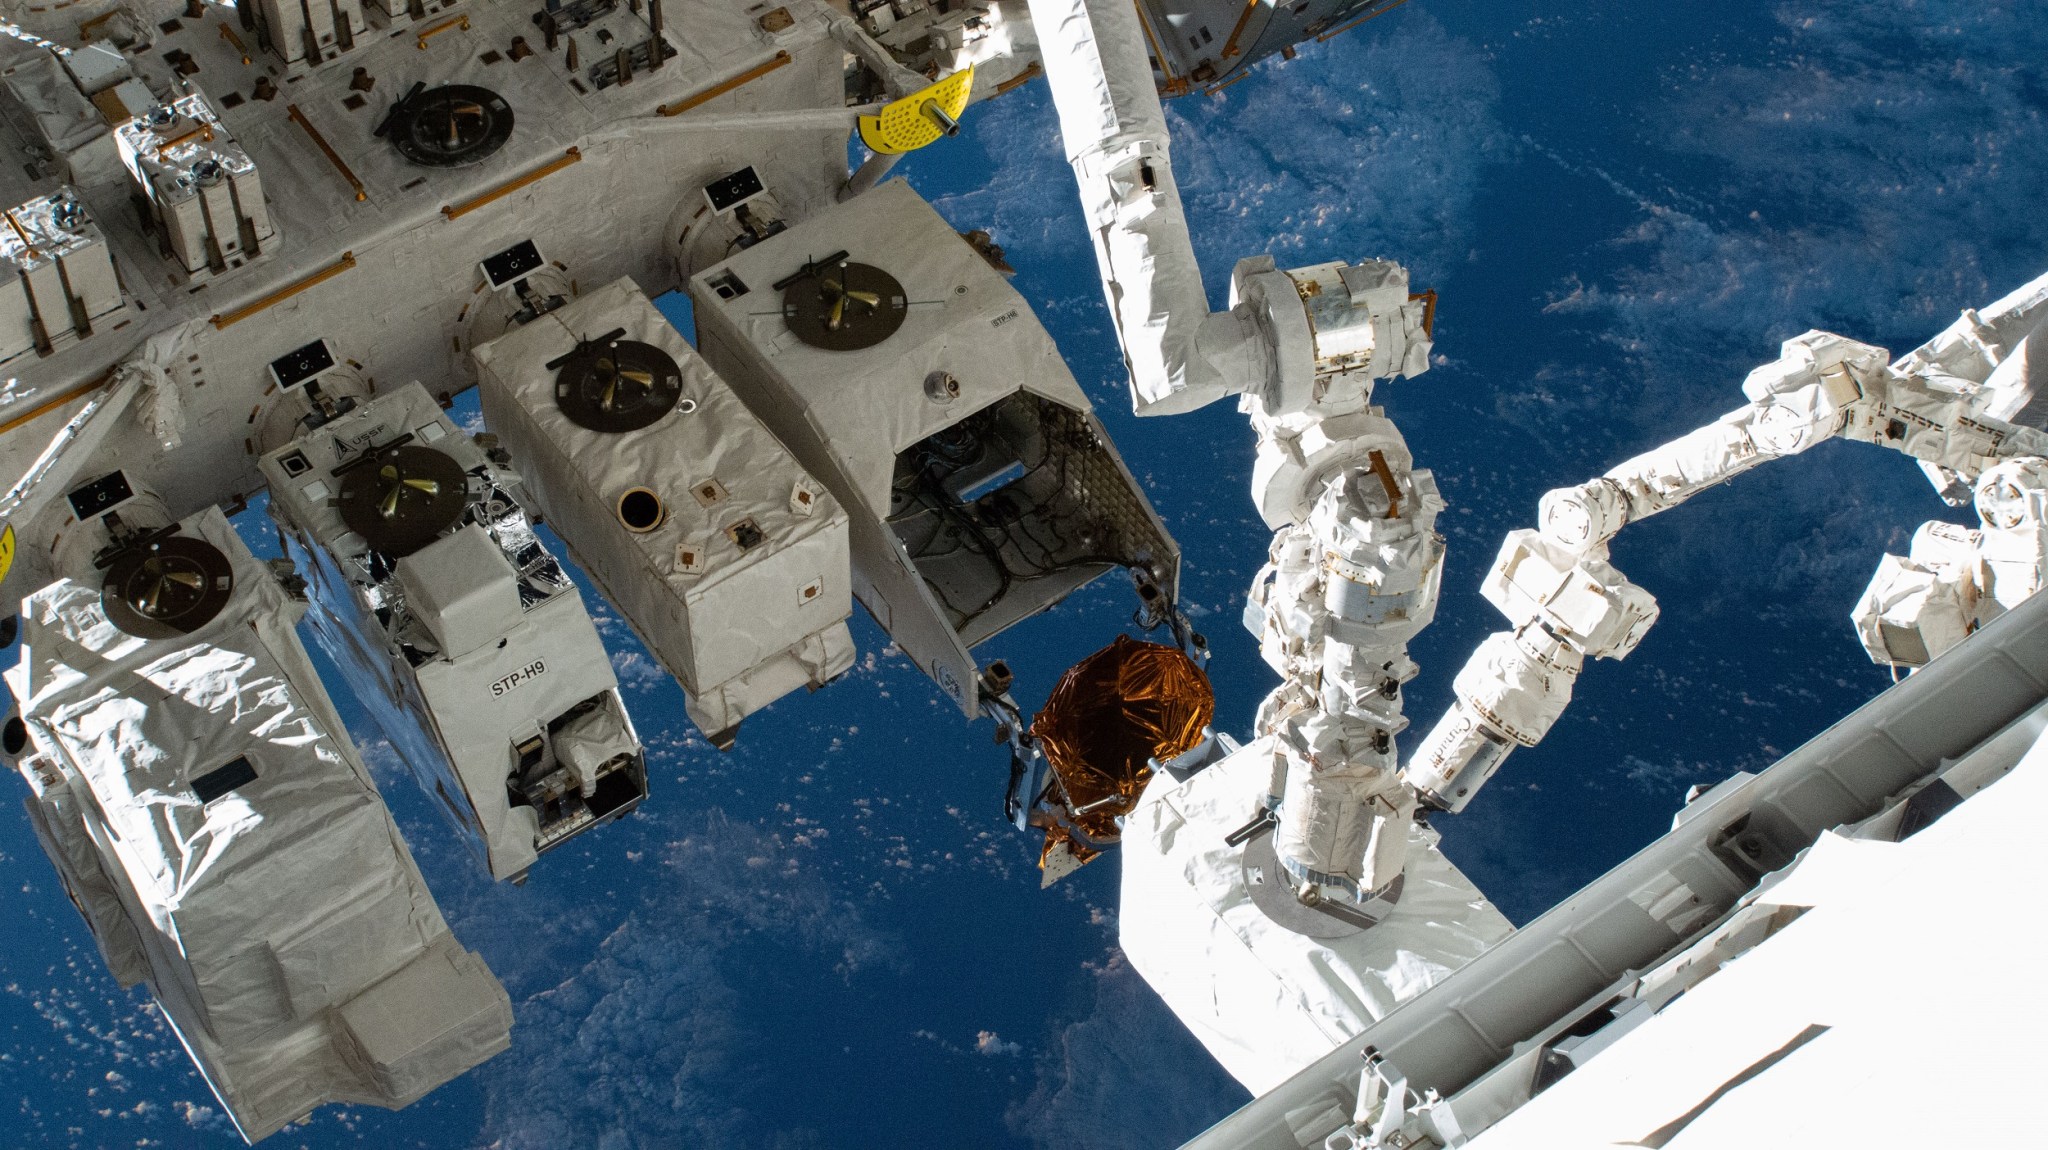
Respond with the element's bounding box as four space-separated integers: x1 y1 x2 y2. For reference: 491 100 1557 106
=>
689 178 1181 715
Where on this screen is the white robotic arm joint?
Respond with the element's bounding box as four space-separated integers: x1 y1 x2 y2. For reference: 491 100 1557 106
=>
1480 529 1659 662
1855 455 2048 669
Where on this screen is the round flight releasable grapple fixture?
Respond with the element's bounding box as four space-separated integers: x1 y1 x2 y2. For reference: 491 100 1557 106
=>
388 84 514 167
780 260 909 351
553 338 685 432
100 534 236 640
337 444 469 558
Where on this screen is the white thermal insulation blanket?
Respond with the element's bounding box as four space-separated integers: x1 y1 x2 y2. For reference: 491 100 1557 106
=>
1467 723 2048 1150
1023 0 1234 414
692 179 1096 513
3 508 511 1141
473 278 854 736
0 47 107 158
1121 736 1512 1094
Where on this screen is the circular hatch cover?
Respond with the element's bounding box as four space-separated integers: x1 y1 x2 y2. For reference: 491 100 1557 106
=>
337 445 469 558
388 84 514 168
101 534 236 640
553 338 685 432
780 260 909 351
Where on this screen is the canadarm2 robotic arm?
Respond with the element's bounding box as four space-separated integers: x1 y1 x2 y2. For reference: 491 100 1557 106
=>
1406 271 2048 813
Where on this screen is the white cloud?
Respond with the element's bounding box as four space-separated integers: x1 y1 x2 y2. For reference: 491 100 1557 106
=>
473 813 896 1149
975 1030 1023 1057
1562 0 2048 375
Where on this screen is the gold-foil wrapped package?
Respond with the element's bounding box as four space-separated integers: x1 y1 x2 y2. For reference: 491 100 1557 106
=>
1030 636 1213 880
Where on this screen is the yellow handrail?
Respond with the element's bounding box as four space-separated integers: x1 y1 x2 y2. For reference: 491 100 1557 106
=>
658 51 792 117
440 148 583 221
209 251 357 329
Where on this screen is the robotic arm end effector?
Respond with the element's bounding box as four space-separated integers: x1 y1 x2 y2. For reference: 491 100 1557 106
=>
1401 532 1659 813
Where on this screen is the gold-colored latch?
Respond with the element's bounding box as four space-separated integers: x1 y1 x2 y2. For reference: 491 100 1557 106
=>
219 23 251 65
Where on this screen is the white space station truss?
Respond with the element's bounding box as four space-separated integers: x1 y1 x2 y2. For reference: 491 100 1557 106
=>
0 0 2040 1146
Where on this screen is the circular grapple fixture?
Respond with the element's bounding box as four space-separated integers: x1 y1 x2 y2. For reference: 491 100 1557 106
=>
100 534 235 640
780 260 909 351
388 84 514 167
337 444 469 558
553 337 685 432
1030 635 1214 879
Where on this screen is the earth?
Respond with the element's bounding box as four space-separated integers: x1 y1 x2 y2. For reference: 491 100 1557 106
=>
4 1 2042 1146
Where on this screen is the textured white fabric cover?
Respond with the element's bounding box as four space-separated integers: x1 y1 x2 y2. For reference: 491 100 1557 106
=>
1121 736 1512 1095
473 277 855 736
4 508 510 1141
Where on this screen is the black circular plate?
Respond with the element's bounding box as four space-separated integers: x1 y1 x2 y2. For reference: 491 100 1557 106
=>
554 339 685 432
781 261 909 351
101 535 235 640
390 84 514 167
338 445 469 558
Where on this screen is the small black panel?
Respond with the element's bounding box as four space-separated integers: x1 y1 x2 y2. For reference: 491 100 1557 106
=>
192 755 258 804
67 471 133 520
269 340 335 390
706 270 748 300
481 239 545 290
704 166 765 213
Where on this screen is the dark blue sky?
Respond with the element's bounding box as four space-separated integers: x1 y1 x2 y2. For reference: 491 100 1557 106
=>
4 2 2044 1146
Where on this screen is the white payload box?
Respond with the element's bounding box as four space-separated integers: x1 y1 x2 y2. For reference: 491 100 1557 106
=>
3 499 511 1143
690 178 1181 715
246 0 367 69
1119 736 1513 1094
471 278 855 744
0 187 125 363
115 94 274 278
259 371 645 881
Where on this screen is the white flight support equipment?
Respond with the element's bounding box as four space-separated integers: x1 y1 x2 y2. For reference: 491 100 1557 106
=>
115 94 275 278
245 0 368 71
691 178 1182 718
0 186 126 362
1406 270 2048 814
260 376 646 882
472 277 857 747
2 495 511 1143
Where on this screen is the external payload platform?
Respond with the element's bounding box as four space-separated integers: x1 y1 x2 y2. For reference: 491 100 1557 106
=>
261 376 644 880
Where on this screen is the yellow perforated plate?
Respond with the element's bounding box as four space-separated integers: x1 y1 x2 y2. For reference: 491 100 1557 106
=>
857 67 976 155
